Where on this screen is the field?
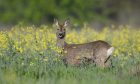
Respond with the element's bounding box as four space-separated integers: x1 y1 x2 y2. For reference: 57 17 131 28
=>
0 25 140 84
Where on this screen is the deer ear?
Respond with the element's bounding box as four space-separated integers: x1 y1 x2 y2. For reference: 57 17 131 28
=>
64 18 70 27
54 18 59 27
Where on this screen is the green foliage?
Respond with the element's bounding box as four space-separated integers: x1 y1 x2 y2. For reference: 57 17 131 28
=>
1 0 140 25
0 45 140 84
0 25 140 84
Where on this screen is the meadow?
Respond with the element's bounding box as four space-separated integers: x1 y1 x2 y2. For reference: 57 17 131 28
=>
0 25 140 84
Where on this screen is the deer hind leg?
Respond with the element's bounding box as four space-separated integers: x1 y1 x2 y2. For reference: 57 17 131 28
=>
94 48 112 68
96 47 114 67
103 47 114 67
95 57 112 68
93 55 106 68
94 58 105 68
105 59 112 68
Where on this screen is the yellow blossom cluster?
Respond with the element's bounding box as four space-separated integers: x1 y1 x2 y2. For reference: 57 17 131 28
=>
0 25 139 60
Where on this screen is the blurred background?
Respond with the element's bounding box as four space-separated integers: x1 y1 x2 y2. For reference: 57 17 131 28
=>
0 0 140 28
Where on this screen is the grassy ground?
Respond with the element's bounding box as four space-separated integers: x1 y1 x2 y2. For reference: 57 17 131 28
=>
0 25 140 84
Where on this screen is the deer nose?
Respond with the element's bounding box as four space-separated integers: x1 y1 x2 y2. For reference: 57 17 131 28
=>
59 33 63 35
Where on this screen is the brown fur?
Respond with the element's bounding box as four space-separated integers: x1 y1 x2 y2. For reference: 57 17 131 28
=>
62 40 112 67
54 19 113 68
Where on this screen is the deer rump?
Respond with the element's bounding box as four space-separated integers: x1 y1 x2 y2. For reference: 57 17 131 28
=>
62 40 114 67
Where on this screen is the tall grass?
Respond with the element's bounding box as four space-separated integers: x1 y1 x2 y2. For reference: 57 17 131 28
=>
0 25 140 84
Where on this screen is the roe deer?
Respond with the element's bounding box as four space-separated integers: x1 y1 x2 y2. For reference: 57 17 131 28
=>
54 18 114 68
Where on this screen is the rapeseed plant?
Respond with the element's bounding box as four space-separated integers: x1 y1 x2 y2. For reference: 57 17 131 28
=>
0 26 139 66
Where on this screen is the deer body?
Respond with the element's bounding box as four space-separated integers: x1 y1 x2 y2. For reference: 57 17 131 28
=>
55 19 114 67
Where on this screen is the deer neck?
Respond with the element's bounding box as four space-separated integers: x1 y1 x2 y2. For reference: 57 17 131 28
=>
57 38 67 48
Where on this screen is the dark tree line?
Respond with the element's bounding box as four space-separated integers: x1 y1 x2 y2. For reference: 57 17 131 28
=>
0 0 140 26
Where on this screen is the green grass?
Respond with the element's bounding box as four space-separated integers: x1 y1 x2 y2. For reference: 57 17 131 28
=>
0 26 140 84
0 45 140 84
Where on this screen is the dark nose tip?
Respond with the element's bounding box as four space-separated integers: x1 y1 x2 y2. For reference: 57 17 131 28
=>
59 33 63 35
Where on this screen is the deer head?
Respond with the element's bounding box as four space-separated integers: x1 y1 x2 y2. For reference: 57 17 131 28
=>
54 18 70 39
